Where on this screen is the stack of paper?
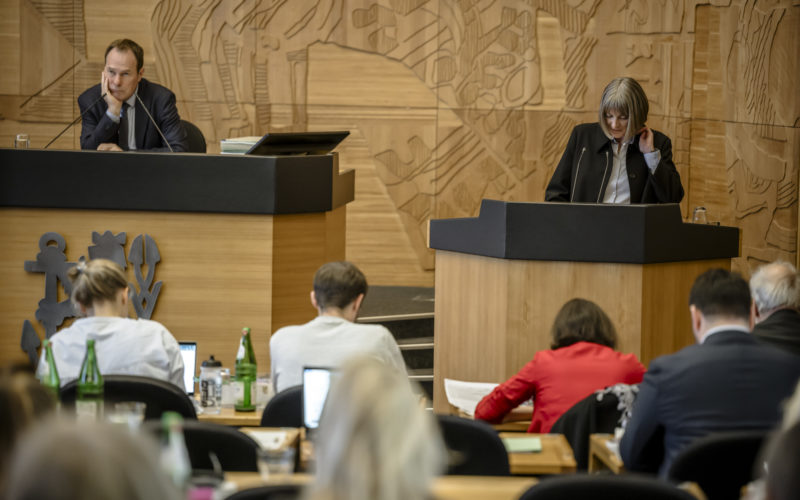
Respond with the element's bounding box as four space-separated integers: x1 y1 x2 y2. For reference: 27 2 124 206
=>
444 378 499 416
220 136 260 154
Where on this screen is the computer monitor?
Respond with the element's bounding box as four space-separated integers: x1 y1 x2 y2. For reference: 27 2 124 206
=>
179 342 197 395
245 131 350 156
302 366 337 432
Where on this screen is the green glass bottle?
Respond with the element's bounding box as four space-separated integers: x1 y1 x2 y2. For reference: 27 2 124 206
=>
76 339 104 421
39 339 61 401
234 327 256 412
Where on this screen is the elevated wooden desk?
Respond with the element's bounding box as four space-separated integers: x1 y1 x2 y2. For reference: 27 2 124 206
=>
198 407 263 427
429 201 740 412
225 472 537 500
0 148 354 371
500 433 577 475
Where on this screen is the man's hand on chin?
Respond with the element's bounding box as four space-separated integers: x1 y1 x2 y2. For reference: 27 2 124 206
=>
97 143 123 151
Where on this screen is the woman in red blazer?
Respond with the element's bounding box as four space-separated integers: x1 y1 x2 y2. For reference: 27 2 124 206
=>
474 298 645 433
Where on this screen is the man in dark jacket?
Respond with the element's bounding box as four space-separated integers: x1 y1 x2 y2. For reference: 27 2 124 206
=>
750 260 800 356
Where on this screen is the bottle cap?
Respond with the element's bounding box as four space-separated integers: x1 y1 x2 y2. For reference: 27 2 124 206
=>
202 355 222 367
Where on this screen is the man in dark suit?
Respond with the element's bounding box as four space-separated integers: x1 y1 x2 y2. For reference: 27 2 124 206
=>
619 269 800 477
78 39 187 152
750 261 800 356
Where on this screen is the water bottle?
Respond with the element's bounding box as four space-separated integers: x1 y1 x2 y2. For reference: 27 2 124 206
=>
234 327 256 412
76 339 103 421
39 339 61 400
199 355 222 414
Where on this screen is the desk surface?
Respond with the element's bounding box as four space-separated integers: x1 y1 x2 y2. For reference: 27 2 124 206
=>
500 433 577 475
225 472 537 500
588 433 624 474
198 407 263 426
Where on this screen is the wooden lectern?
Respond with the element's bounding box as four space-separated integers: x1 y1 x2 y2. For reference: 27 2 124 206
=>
428 200 740 413
0 148 354 372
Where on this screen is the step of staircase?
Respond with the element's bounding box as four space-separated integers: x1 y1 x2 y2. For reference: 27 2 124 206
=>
358 286 435 400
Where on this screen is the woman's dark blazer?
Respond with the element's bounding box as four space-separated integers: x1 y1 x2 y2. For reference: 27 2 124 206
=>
545 122 684 204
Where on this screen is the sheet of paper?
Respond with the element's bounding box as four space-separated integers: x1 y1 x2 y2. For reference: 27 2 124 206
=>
502 436 542 453
443 378 498 416
241 429 289 450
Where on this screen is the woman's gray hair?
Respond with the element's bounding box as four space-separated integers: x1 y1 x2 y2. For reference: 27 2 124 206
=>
750 261 800 313
598 77 649 142
5 417 182 500
305 357 446 500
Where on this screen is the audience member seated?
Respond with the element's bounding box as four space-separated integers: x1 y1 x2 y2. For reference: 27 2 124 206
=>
474 298 645 433
270 261 406 393
620 269 800 477
749 261 800 356
305 357 445 500
0 365 57 490
35 259 184 388
3 417 182 500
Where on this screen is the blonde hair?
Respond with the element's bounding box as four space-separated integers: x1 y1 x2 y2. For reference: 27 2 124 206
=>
306 357 446 500
69 259 128 311
5 417 182 500
598 77 649 142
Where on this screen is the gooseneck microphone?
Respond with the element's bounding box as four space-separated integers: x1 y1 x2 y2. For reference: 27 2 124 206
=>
135 93 174 153
44 93 107 149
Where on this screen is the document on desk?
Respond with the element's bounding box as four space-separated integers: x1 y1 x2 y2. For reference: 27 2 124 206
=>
444 379 498 416
241 429 291 450
502 436 542 453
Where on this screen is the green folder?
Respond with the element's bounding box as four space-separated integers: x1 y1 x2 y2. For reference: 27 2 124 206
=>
502 436 542 453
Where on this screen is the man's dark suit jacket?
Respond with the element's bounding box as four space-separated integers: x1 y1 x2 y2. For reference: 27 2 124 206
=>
619 330 800 477
78 78 188 152
752 309 800 357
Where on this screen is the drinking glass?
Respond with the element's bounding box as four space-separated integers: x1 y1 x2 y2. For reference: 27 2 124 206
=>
107 401 146 431
257 447 296 481
692 206 708 224
14 134 30 149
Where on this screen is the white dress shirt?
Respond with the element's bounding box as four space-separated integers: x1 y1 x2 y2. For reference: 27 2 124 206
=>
603 137 662 204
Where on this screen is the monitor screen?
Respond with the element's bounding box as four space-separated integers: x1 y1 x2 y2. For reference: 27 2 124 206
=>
245 131 350 156
303 366 337 430
179 342 197 395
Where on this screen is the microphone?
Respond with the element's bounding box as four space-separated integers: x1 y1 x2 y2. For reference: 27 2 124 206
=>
135 93 174 152
44 93 107 149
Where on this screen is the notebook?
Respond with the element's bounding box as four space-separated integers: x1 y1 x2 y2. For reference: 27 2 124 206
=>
179 342 197 395
302 366 337 433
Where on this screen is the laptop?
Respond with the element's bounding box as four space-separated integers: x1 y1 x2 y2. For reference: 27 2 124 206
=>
179 342 198 395
245 131 350 156
302 366 337 435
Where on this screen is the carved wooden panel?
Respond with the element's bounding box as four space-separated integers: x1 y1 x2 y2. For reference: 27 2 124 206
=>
2 0 798 288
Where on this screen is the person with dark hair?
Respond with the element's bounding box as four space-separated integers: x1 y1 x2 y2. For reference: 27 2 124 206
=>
545 76 683 203
35 258 184 388
474 298 645 433
620 268 800 477
78 38 188 151
269 261 406 393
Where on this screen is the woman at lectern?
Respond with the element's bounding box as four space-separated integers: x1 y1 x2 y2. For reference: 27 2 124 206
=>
545 77 684 204
474 298 645 433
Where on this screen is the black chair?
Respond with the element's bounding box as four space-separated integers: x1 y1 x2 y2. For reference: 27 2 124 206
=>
144 420 260 472
261 385 302 428
550 384 638 470
518 474 697 500
224 485 301 500
181 120 206 153
436 414 510 476
60 374 197 420
667 429 769 500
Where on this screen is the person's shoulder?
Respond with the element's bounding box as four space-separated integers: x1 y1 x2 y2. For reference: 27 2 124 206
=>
139 78 176 99
78 83 102 103
571 122 602 137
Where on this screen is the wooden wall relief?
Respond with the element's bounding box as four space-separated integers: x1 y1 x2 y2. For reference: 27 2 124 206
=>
1 0 798 286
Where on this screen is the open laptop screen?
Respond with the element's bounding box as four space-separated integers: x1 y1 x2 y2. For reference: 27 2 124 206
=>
303 366 337 431
245 131 349 156
179 342 197 395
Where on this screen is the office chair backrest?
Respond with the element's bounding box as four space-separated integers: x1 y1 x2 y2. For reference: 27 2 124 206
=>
181 120 206 153
261 385 302 428
60 374 197 420
436 414 510 476
667 429 769 500
518 473 698 500
224 485 301 500
143 420 260 472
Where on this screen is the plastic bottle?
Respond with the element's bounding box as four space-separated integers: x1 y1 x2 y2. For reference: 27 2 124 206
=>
199 355 222 414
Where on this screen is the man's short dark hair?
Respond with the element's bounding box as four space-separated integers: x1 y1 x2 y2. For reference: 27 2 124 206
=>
313 261 368 310
688 268 751 320
105 39 144 72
